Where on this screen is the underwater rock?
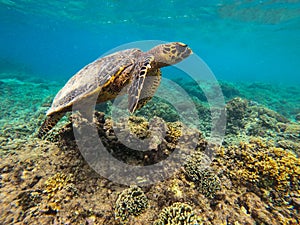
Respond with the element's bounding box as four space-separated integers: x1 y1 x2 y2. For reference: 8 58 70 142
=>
220 82 241 98
237 192 281 225
114 186 148 223
153 202 203 225
18 190 42 211
58 111 202 169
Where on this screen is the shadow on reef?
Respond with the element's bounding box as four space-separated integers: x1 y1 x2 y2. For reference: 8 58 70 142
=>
56 112 203 165
1 95 300 224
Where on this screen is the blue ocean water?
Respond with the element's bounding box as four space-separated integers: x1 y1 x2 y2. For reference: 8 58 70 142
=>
1 0 300 84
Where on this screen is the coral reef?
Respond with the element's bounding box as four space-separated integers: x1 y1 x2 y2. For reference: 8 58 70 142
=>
184 151 221 198
0 78 300 224
226 97 248 134
1 111 299 224
153 202 203 225
224 97 300 149
43 172 78 213
114 186 148 223
44 172 75 198
236 82 300 121
296 113 300 122
220 82 241 99
136 97 179 122
226 138 300 193
0 78 61 157
213 137 300 224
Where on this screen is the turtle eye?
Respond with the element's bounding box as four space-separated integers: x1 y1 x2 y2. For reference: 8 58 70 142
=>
144 61 151 67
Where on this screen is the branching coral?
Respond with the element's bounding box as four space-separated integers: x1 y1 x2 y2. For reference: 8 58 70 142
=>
115 186 148 222
153 202 203 225
228 138 300 192
44 172 75 199
43 172 77 213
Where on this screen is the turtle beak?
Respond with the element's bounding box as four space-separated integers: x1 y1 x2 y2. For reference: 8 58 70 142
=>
177 42 193 57
182 46 193 58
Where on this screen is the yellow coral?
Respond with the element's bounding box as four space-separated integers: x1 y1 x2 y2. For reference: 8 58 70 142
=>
168 179 183 199
44 172 74 198
229 138 300 192
166 122 182 142
128 116 150 138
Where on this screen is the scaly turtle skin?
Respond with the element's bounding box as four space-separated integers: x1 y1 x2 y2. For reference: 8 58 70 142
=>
38 42 192 138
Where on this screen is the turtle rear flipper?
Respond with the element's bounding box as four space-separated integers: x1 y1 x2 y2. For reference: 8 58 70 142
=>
38 112 65 138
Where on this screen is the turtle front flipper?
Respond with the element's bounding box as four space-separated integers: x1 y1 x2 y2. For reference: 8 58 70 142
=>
38 112 65 138
133 69 161 111
128 55 157 113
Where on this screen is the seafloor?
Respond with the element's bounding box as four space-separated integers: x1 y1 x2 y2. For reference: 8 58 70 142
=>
0 73 299 225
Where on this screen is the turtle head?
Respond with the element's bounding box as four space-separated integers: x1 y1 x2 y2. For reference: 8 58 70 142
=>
147 42 192 68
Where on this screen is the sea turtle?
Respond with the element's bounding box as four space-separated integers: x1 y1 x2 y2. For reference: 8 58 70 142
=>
38 42 192 138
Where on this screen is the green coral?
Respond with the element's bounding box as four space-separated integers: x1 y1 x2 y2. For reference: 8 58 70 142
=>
115 186 148 222
136 99 179 122
153 202 203 225
184 151 221 198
